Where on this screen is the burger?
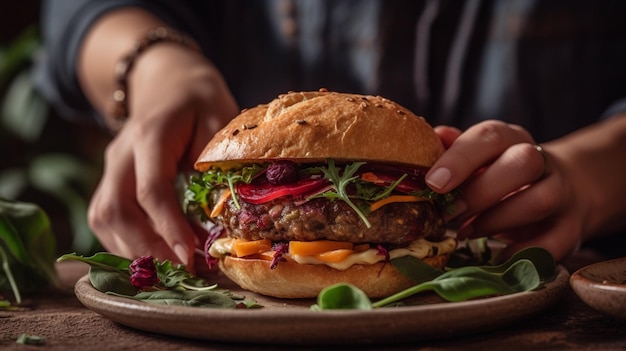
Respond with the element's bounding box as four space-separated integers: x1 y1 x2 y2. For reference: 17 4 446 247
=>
185 90 458 298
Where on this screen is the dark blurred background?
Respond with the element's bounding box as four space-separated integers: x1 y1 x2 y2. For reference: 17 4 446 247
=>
1 1 110 255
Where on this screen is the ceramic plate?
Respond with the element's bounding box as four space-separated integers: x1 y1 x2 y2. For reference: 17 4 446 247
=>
75 265 569 345
570 257 626 320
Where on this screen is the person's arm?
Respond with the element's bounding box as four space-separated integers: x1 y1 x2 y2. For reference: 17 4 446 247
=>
77 7 166 126
547 115 626 241
426 115 626 262
76 7 239 266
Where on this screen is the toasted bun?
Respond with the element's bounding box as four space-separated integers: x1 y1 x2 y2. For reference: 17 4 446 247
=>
195 90 444 171
218 254 450 299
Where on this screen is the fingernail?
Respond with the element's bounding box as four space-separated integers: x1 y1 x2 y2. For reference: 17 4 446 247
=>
173 244 189 265
427 167 452 190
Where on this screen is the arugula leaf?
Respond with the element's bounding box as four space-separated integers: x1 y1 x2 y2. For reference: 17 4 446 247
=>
184 165 264 215
154 259 217 291
412 187 461 215
307 160 372 228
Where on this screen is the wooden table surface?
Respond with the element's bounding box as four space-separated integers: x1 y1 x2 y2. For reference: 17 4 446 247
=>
2 252 626 351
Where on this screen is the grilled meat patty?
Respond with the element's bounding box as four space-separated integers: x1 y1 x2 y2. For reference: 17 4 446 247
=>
211 189 445 245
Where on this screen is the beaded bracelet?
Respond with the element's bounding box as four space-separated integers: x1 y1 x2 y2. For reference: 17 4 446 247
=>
110 27 201 125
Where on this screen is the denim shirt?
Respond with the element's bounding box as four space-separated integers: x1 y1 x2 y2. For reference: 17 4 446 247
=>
34 0 626 142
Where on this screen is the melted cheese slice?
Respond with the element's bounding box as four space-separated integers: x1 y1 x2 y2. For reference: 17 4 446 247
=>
209 236 457 270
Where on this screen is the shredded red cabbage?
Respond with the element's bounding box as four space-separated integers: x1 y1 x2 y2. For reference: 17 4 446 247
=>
204 225 225 269
270 241 289 269
376 244 390 261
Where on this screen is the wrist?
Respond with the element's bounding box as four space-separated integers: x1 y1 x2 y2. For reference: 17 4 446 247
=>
107 27 200 131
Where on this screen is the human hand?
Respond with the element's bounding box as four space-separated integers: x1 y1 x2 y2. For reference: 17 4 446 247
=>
426 120 587 262
87 44 239 267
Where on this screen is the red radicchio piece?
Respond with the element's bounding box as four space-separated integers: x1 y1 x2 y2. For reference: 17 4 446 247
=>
270 241 289 269
204 225 225 269
376 244 390 262
129 255 159 289
266 160 299 185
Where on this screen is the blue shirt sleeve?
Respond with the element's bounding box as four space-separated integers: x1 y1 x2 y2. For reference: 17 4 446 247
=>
32 0 203 126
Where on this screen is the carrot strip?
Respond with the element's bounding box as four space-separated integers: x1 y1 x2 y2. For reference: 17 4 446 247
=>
231 238 272 257
314 249 355 263
210 188 232 218
289 240 353 256
369 195 427 212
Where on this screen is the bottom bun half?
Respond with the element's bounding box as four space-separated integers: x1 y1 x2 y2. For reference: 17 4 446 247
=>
218 254 450 299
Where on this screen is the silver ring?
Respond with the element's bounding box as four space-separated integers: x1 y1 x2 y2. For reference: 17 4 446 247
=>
533 144 548 176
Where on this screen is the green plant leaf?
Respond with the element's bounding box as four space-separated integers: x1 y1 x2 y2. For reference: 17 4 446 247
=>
15 333 46 345
57 252 133 272
312 247 554 310
0 244 21 303
311 283 373 310
0 25 39 84
89 268 137 296
130 290 238 308
1 69 48 141
477 246 555 281
0 199 59 300
391 255 444 284
373 259 541 307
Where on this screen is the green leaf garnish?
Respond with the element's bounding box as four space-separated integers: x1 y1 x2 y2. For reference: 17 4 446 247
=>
307 159 372 228
311 283 373 310
58 252 261 309
184 164 264 216
312 247 555 310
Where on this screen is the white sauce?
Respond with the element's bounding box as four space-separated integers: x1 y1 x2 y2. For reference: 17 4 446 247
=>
209 236 457 270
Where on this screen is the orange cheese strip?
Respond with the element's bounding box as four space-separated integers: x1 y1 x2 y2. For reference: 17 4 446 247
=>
314 249 355 263
231 238 272 257
289 240 353 256
369 195 427 212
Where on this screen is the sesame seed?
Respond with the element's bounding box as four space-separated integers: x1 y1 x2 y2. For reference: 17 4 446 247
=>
296 120 307 125
346 97 355 102
232 129 240 136
397 110 406 115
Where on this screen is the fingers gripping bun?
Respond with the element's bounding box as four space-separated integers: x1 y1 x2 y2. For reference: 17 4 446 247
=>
195 91 445 171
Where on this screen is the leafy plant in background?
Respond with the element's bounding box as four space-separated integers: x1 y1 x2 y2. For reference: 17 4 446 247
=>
0 199 59 304
0 26 104 255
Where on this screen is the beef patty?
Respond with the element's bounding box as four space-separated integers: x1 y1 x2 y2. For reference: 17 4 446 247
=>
211 190 445 246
